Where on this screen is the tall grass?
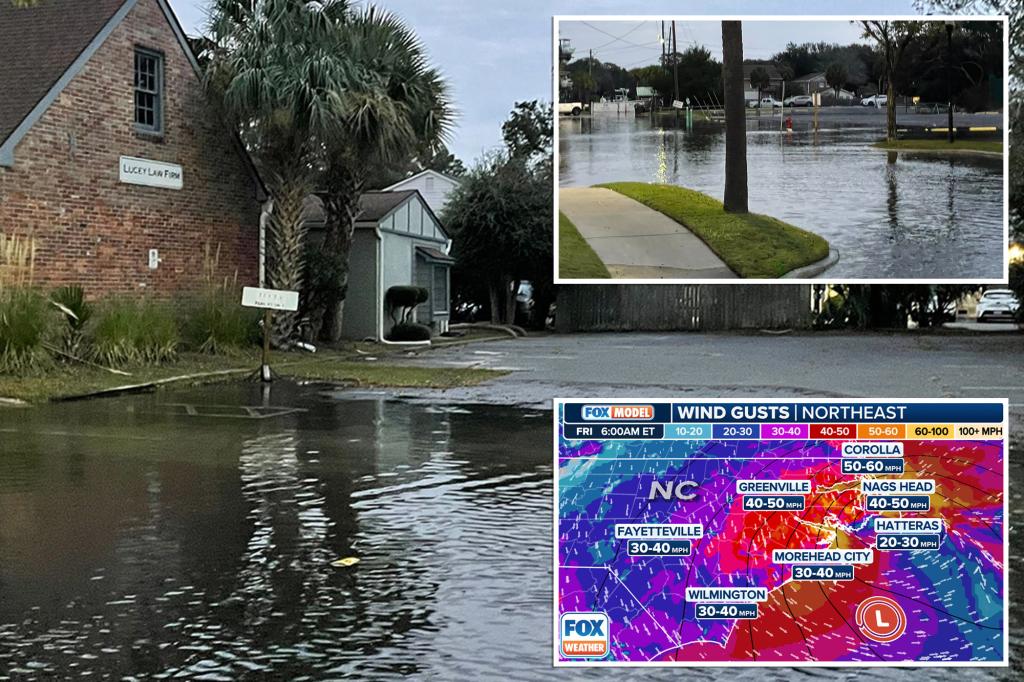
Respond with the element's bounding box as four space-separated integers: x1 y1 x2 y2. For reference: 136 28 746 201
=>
0 232 35 289
180 243 258 354
0 233 50 372
90 298 179 366
0 288 53 372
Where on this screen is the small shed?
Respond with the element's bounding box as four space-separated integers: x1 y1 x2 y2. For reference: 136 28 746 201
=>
341 190 453 341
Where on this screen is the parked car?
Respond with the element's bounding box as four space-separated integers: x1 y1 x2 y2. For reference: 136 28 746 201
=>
783 95 813 107
748 96 782 109
559 102 584 116
975 289 1020 323
861 94 888 107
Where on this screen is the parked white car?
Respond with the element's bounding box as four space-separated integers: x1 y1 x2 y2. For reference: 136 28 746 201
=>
559 102 584 116
748 96 782 109
975 289 1019 323
783 95 813 107
861 94 888 107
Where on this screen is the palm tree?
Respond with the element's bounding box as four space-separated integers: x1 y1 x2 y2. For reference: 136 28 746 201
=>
721 21 748 214
315 6 453 342
204 0 351 346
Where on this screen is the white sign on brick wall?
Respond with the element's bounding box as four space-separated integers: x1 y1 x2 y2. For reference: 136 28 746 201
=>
119 156 183 190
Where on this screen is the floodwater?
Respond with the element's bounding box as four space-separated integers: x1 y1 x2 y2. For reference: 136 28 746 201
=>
559 114 1004 279
0 383 1020 680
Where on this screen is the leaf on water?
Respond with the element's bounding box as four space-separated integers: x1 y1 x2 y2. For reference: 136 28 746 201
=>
330 557 360 568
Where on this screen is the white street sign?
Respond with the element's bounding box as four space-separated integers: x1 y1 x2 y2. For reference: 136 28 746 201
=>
672 100 685 109
242 286 299 312
119 156 183 190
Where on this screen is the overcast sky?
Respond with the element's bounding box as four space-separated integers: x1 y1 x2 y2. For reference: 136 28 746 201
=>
166 0 922 164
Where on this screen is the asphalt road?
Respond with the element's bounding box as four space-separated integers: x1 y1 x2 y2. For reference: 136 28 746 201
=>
373 332 1024 441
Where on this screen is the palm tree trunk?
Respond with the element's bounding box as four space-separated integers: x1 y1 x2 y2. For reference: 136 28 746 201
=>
265 169 309 348
320 182 363 344
721 21 748 214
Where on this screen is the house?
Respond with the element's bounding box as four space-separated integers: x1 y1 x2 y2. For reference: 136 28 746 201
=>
742 63 784 101
0 0 265 296
791 72 828 95
304 190 452 341
383 169 461 215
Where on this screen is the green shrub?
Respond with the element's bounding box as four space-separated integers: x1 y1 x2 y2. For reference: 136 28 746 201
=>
90 298 179 366
181 289 259 354
50 285 92 357
386 322 432 342
0 288 54 372
385 286 429 324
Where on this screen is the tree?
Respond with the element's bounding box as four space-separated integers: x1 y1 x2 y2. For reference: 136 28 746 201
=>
314 6 453 342
721 21 748 214
749 66 771 102
204 0 352 346
860 21 923 141
825 62 848 100
444 102 553 326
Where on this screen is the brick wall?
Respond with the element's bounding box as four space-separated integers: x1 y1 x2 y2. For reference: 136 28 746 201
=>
0 0 261 298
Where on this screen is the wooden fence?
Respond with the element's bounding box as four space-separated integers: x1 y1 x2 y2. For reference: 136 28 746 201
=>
554 285 813 332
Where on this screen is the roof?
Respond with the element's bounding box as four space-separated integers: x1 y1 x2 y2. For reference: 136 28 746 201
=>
0 0 126 147
415 245 454 265
742 63 783 81
357 190 421 222
383 169 461 192
792 71 826 82
0 0 266 198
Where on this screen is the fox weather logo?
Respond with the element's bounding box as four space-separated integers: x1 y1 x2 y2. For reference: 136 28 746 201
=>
559 612 610 658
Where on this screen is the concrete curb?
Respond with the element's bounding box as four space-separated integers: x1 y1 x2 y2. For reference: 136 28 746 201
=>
872 146 1003 159
782 248 840 279
55 367 254 402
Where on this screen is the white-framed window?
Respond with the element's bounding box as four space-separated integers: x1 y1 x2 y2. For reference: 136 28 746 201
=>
432 266 448 314
134 48 163 133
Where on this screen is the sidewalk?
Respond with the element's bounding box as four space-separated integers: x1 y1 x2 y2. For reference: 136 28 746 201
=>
559 187 737 279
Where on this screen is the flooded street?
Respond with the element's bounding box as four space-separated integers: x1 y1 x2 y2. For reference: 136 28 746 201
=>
558 114 1004 279
0 382 1019 679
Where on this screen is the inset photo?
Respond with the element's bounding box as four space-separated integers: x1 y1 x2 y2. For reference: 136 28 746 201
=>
554 16 1009 282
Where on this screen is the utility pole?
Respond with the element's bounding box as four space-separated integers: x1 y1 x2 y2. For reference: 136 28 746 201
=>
672 21 679 124
661 21 666 67
589 48 593 105
945 21 955 143
672 21 679 103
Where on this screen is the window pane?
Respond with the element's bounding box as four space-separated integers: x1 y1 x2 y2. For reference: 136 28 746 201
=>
133 50 162 131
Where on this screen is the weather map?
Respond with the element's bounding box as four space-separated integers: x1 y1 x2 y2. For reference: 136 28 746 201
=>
554 400 1008 667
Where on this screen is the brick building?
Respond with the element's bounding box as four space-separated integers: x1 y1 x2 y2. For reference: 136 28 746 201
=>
0 0 265 297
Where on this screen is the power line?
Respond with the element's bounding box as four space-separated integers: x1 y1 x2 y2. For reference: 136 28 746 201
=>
580 21 656 50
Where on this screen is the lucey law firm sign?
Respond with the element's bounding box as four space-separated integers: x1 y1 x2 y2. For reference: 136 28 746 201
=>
119 156 183 190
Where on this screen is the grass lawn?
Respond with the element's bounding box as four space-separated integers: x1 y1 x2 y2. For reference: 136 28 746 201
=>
599 182 830 278
559 211 611 279
0 350 504 403
873 139 1003 154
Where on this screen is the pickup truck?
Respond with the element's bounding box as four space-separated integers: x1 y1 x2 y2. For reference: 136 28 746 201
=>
747 96 782 109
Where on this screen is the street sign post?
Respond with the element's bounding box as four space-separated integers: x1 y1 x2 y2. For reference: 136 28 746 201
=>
241 286 300 382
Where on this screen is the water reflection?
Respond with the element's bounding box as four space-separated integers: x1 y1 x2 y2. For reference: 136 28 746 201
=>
559 115 1004 279
0 384 552 679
